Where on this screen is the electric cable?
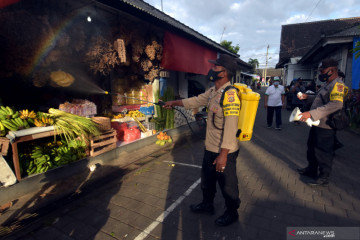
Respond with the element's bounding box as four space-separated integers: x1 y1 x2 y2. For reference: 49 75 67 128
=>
171 106 206 140
305 0 322 22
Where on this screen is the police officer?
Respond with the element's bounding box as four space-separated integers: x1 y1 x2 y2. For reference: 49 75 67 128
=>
163 54 241 226
297 58 345 186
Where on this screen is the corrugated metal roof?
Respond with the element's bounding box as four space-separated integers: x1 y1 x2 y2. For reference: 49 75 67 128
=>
277 17 360 68
114 0 239 57
329 24 360 37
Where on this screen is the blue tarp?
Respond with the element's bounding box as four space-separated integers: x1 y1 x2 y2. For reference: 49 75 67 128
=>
352 37 360 90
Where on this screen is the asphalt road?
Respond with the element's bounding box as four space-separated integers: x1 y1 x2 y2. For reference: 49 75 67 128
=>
1 87 360 240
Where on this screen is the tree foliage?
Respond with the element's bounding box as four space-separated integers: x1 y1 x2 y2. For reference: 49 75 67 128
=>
220 40 240 54
248 58 259 71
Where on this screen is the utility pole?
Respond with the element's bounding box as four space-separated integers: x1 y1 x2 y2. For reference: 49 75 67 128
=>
220 26 226 42
161 0 163 11
264 44 269 84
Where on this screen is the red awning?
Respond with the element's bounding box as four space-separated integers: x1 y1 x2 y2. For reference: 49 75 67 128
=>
161 31 217 75
0 0 20 8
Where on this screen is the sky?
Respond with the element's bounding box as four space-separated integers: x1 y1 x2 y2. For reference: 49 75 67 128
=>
143 0 360 68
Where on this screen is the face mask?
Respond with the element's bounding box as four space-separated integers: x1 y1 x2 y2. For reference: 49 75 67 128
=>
318 71 332 82
273 82 279 87
207 69 224 82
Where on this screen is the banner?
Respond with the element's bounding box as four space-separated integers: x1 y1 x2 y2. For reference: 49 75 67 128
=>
352 37 360 90
161 31 217 75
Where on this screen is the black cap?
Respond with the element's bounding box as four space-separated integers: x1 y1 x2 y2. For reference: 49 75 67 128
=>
208 54 238 74
319 58 338 69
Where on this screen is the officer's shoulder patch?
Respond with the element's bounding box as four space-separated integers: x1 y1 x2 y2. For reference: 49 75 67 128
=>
330 82 344 102
223 89 240 117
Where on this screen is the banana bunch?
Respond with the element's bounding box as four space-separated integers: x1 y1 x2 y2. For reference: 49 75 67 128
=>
53 145 77 167
20 109 37 120
34 116 54 127
0 106 19 120
113 113 125 119
125 110 145 118
27 147 53 175
0 121 5 136
1 117 30 131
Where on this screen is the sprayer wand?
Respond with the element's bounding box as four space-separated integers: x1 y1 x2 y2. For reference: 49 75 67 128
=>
104 91 205 139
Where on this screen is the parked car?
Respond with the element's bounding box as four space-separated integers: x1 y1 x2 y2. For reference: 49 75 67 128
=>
286 79 316 110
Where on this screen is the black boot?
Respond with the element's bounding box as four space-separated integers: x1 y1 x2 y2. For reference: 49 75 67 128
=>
190 202 215 215
215 211 239 226
297 167 317 179
305 177 329 186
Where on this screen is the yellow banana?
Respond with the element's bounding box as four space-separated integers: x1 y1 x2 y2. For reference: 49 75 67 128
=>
29 111 36 119
20 110 27 119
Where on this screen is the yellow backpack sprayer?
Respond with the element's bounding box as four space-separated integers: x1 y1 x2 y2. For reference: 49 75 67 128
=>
220 83 261 141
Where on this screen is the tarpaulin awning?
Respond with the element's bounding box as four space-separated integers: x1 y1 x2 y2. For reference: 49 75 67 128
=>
161 31 217 75
0 0 20 8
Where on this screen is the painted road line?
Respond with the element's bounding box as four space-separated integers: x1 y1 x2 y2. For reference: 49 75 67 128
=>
134 178 201 240
163 161 201 168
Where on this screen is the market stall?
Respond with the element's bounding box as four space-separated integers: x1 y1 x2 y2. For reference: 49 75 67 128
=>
0 1 179 184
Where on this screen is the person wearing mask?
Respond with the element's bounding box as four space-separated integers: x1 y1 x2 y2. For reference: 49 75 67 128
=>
264 77 285 130
290 78 306 125
296 58 345 186
163 54 241 226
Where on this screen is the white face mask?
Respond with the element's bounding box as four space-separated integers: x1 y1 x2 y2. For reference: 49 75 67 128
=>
274 82 279 87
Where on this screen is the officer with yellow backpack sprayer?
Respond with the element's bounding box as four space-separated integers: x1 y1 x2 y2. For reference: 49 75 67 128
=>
163 54 260 226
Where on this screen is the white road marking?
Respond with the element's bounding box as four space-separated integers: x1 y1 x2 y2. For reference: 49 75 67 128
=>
134 172 201 240
163 160 202 169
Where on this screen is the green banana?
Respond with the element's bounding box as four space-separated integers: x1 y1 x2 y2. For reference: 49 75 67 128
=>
1 120 18 131
28 161 34 170
28 118 34 125
0 114 6 120
12 111 20 118
35 157 47 165
35 164 43 173
31 152 42 159
10 118 18 126
31 149 42 154
46 161 53 168
0 106 8 115
6 106 13 115
0 121 4 131
14 118 23 127
23 119 30 128
27 167 37 175
0 110 7 115
43 165 49 173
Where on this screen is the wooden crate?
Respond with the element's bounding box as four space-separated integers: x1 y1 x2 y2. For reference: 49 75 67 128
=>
0 137 10 156
89 129 117 157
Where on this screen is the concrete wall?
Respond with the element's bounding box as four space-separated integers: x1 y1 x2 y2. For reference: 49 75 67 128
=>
284 63 312 86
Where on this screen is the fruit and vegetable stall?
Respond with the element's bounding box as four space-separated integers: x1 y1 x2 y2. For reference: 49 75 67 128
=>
0 101 176 182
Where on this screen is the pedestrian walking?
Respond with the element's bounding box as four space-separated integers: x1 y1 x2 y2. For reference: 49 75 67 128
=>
163 54 241 226
296 58 346 186
264 77 285 130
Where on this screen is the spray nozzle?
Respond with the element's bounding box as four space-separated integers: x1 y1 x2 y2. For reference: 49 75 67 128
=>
104 91 117 95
